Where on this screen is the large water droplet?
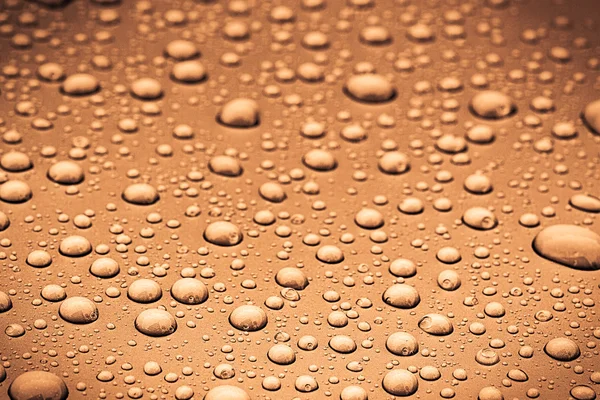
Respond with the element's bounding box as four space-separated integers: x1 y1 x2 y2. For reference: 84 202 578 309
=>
134 309 177 337
8 371 68 400
532 224 600 270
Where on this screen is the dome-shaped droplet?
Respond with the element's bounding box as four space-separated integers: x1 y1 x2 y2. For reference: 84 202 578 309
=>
407 23 435 42
59 296 98 324
389 258 417 278
59 235 92 257
170 278 208 305
355 208 384 229
316 245 344 263
208 155 243 177
90 257 120 278
462 207 498 230
217 98 260 127
298 335 318 351
570 385 596 400
0 180 32 203
437 270 461 291
378 151 410 175
582 99 600 134
382 284 420 309
478 386 504 400
386 332 419 356
47 161 84 185
466 124 495 144
544 337 580 361
122 183 159 205
436 134 467 154
128 279 162 303
476 348 500 366
419 366 441 381
8 371 68 400
344 74 396 103
0 211 8 232
507 369 528 382
204 385 250 400
275 267 308 290
418 313 454 336
398 197 424 215
437 246 462 264
204 221 243 246
171 60 207 83
569 194 600 213
0 291 12 313
37 62 65 82
133 309 177 340
61 73 100 95
164 39 199 60
229 305 268 331
464 174 493 195
340 385 368 400
259 182 286 203
532 224 600 270
0 151 32 172
267 344 296 365
130 77 163 100
329 335 357 353
295 375 319 393
382 369 418 396
302 149 337 171
41 284 66 302
213 363 236 380
469 90 515 119
26 250 52 268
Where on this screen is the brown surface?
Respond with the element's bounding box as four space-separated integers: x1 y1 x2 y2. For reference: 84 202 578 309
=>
1 0 600 399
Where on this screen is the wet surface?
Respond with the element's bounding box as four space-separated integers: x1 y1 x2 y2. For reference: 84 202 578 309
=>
1 0 600 399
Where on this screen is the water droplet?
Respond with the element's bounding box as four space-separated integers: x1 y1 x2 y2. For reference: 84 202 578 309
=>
570 385 596 400
418 314 454 336
378 151 410 175
532 225 600 270
382 284 420 309
0 180 32 203
344 74 396 103
582 99 600 134
267 344 296 365
469 91 516 119
61 73 100 96
59 296 98 324
130 78 163 100
275 267 308 290
59 235 92 257
0 151 32 172
170 278 208 305
463 207 498 230
316 245 344 263
204 221 243 246
569 194 600 213
122 183 159 205
217 98 260 127
134 309 177 337
8 371 68 400
229 305 268 331
386 332 418 356
128 279 162 303
544 337 580 361
90 258 120 278
47 161 84 185
302 149 337 171
382 369 418 396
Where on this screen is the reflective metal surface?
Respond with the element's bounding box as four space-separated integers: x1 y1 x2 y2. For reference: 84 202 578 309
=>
0 0 600 399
